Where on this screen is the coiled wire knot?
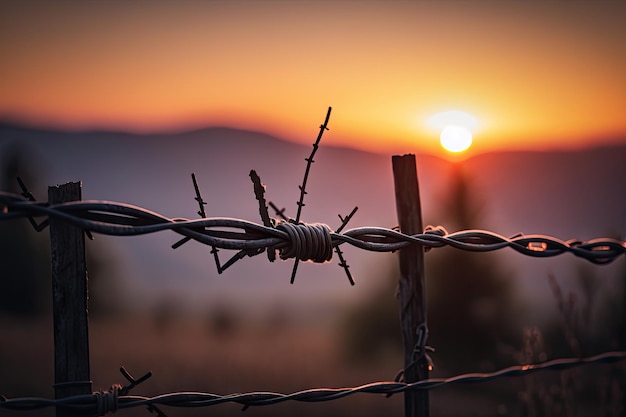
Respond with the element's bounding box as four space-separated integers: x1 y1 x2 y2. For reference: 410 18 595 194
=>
94 384 122 416
276 221 333 263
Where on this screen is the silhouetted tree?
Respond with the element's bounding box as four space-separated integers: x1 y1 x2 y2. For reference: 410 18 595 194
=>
425 164 522 372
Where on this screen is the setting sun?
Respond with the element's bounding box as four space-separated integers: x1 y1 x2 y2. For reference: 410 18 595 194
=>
427 110 478 153
440 125 473 153
1 2 625 155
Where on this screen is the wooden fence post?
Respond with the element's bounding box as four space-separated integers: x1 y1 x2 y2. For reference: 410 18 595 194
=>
49 182 91 417
392 154 429 417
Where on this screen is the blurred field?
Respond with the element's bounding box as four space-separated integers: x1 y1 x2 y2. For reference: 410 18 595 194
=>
0 313 512 417
1 313 623 417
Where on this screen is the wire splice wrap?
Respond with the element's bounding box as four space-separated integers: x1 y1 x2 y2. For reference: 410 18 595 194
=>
275 221 333 263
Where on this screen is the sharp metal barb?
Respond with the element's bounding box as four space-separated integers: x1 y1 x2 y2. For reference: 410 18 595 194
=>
335 247 355 285
119 366 153 395
173 173 209 249
14 177 52 233
172 236 191 249
294 106 332 223
218 248 265 273
290 259 300 284
148 404 170 417
118 367 167 416
336 206 358 234
191 173 207 218
333 207 358 284
210 247 224 274
16 177 36 201
268 201 289 221
250 170 276 262
249 170 272 227
173 174 224 274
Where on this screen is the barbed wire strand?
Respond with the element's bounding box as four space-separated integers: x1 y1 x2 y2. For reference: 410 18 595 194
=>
1 351 625 413
1 194 624 272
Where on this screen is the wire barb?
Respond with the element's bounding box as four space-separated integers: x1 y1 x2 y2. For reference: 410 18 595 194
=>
172 173 208 249
172 173 244 274
294 106 331 224
118 366 168 416
15 176 49 232
334 206 358 285
250 169 276 262
119 366 152 395
268 201 289 221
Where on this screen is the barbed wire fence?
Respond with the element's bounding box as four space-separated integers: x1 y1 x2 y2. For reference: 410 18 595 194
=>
4 193 624 265
1 107 625 416
1 352 625 415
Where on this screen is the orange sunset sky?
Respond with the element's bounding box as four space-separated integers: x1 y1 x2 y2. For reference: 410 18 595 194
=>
1 1 625 156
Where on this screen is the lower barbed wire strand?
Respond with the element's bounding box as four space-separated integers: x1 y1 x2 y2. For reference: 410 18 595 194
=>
2 351 625 412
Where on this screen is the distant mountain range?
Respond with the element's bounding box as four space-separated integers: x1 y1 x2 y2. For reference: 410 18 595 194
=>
1 122 624 319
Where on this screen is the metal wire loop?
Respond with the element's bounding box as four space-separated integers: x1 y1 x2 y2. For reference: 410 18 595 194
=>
94 384 121 416
276 221 333 263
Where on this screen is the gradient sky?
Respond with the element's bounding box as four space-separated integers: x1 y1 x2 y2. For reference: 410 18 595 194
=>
1 1 625 156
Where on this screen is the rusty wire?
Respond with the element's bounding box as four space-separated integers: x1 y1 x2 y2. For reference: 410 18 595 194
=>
1 351 625 414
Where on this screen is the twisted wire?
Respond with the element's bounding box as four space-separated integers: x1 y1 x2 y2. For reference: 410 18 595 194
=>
1 351 625 412
94 384 121 416
276 221 333 262
1 192 624 265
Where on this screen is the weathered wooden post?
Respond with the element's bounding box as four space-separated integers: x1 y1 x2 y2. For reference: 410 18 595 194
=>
49 182 91 417
392 154 429 417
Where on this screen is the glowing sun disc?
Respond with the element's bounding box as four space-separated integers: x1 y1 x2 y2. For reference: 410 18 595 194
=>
440 125 472 152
